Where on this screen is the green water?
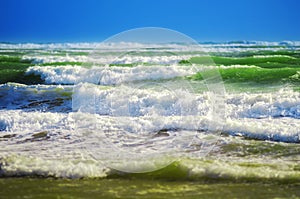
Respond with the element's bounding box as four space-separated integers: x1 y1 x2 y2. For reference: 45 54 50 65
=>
0 56 42 84
191 67 300 84
1 50 300 86
0 178 299 199
187 55 300 68
1 45 300 198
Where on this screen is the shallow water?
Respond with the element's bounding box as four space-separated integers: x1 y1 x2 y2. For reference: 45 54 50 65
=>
1 178 299 199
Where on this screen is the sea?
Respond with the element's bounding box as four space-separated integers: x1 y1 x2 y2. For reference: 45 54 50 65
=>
0 41 299 198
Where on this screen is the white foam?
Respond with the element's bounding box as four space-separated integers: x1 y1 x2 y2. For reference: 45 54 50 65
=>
183 157 300 180
1 108 298 154
218 64 258 69
253 55 296 58
0 155 109 178
26 65 197 85
2 41 299 53
1 154 299 179
26 63 259 86
23 55 88 64
111 55 196 65
72 83 209 117
0 94 299 177
72 84 300 142
23 54 199 65
224 117 299 142
72 83 300 119
0 110 70 133
0 84 298 143
226 88 300 119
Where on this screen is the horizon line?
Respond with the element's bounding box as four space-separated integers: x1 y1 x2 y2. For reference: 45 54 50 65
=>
1 40 300 45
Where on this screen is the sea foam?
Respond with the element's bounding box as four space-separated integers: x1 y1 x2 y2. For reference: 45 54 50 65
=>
26 65 196 85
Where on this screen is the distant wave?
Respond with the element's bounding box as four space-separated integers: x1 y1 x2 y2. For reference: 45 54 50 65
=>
1 40 299 50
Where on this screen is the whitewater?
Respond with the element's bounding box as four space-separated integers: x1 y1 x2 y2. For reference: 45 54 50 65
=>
0 41 299 180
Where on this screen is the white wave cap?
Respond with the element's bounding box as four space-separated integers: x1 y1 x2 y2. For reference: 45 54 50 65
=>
26 65 196 85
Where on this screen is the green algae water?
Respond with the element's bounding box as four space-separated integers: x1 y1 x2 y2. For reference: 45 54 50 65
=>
0 41 299 198
1 178 299 199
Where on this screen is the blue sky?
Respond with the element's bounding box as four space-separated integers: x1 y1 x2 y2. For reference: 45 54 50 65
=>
1 0 300 42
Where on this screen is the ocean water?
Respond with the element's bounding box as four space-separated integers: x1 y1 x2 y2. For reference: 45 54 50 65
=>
0 41 300 198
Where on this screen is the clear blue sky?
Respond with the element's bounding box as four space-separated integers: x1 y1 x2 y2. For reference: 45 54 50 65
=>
1 0 300 43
